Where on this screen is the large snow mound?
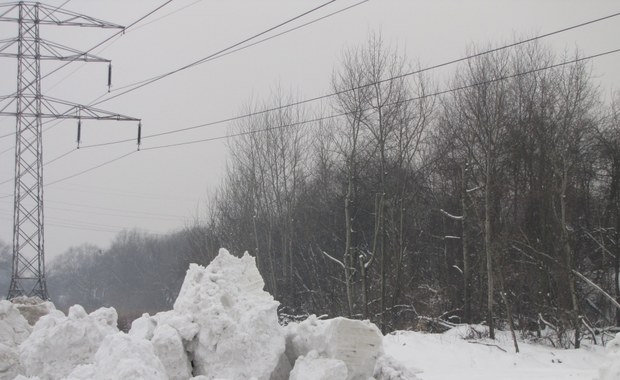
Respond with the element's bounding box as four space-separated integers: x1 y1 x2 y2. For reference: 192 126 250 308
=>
172 248 285 379
19 305 118 380
4 247 413 379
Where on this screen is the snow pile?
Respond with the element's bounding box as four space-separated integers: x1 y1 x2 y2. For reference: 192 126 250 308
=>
0 300 31 380
19 305 118 379
3 248 411 379
129 312 195 380
599 332 620 380
173 251 285 379
130 248 394 380
285 315 385 380
66 332 167 380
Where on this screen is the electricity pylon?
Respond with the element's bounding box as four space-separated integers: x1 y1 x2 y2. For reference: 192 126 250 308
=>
0 2 140 299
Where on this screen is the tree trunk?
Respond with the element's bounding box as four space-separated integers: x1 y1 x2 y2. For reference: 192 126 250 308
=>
499 268 519 353
485 157 495 340
344 184 354 317
462 163 472 324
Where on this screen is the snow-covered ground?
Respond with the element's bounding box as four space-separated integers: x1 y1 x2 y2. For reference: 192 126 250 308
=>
385 327 610 380
1 248 618 380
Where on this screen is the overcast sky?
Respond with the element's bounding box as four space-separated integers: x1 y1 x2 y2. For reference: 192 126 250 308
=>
0 0 619 259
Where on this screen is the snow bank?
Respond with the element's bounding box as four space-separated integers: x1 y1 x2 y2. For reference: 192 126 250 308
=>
0 300 31 380
19 305 118 380
286 315 384 380
599 332 620 380
172 249 285 380
0 300 31 348
6 247 411 379
66 332 167 380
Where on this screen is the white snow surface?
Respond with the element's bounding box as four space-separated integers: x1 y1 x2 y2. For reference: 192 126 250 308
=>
2 248 614 380
19 305 118 380
289 350 348 380
0 301 31 380
65 332 168 380
0 301 31 348
384 325 607 380
599 332 620 380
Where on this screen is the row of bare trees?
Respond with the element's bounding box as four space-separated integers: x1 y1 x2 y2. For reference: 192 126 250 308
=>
35 34 620 346
208 35 620 345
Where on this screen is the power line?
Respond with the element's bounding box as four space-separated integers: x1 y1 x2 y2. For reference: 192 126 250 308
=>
45 0 183 93
77 9 620 148
140 47 620 151
0 148 77 186
0 197 186 220
90 0 339 106
39 0 174 87
0 0 174 116
0 0 353 149
45 150 136 187
2 45 615 195
3 13 619 192
130 0 203 33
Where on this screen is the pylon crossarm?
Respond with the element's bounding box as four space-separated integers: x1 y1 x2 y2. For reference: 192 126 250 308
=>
0 96 140 121
0 2 125 29
0 37 17 53
0 3 18 19
0 38 111 62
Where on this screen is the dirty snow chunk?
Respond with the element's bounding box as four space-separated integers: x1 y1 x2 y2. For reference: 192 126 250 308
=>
373 355 419 380
173 248 285 380
19 305 118 380
66 332 167 380
13 376 40 380
151 324 192 380
0 300 31 348
286 315 383 380
289 350 348 380
599 332 620 380
11 297 56 326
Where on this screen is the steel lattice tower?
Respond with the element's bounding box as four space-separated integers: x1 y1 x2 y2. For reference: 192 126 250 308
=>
0 2 140 299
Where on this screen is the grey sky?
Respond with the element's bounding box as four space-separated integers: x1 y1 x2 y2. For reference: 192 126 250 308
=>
0 0 619 259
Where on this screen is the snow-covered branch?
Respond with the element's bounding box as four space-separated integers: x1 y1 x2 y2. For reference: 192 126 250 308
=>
321 250 345 269
440 209 463 220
